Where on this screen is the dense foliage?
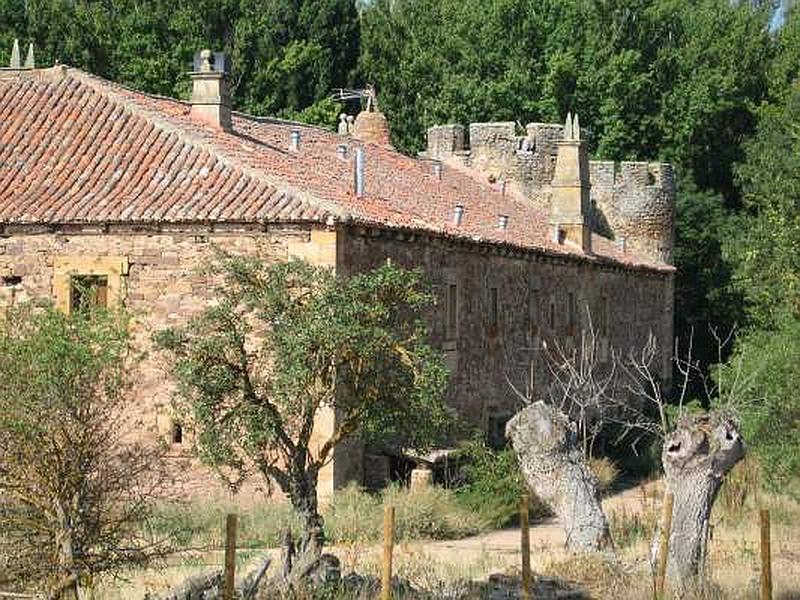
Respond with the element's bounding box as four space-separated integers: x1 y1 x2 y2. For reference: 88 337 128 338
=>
0 0 359 125
0 305 166 596
716 318 800 492
156 255 451 552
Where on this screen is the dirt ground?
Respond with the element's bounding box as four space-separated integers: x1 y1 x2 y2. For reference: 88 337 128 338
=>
97 480 800 599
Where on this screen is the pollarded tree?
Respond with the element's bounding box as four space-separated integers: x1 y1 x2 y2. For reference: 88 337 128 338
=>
0 304 169 599
156 255 451 585
506 322 745 588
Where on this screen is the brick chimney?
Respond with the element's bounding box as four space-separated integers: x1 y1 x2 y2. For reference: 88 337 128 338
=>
190 49 232 131
550 112 591 253
351 85 392 147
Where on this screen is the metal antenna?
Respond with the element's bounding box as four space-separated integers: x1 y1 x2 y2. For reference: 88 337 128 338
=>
331 85 378 112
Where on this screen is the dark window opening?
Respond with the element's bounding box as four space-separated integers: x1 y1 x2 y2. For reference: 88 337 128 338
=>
487 410 511 449
488 287 499 332
549 301 556 330
445 283 458 341
1 275 21 287
171 422 183 445
70 275 108 313
527 288 538 339
568 292 576 335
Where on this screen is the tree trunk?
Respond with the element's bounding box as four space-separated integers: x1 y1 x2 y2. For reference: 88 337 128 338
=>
273 464 328 588
652 411 745 586
54 504 79 600
506 401 612 553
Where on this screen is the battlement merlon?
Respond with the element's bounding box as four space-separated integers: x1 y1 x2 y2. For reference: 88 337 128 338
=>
423 121 676 265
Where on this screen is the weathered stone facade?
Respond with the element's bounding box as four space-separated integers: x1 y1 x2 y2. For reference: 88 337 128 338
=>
340 227 674 436
0 224 351 504
0 61 676 504
424 121 676 264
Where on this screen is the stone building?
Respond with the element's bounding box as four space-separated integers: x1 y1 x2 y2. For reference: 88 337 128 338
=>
0 50 675 502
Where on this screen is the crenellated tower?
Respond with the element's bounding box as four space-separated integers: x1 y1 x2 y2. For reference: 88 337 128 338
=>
422 118 676 264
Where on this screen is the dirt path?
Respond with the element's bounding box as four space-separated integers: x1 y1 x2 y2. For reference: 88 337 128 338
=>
332 484 659 578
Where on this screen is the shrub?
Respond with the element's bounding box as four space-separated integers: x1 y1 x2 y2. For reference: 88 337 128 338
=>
588 457 620 492
323 484 383 545
716 316 800 493
383 484 487 540
452 439 548 528
149 501 300 549
150 483 487 551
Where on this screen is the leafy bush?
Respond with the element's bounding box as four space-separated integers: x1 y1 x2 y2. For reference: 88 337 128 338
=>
716 317 800 492
383 485 487 540
451 439 548 528
149 501 300 550
587 457 620 492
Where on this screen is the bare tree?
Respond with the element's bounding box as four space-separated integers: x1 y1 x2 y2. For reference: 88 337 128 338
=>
505 311 746 587
0 304 171 599
505 316 614 552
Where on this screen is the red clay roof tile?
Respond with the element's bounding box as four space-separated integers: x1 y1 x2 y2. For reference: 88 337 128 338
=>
0 67 670 271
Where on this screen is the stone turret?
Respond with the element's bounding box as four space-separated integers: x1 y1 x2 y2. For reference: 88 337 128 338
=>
589 161 675 263
549 113 591 253
422 116 676 264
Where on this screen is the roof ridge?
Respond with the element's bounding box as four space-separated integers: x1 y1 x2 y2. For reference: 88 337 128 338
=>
64 67 349 222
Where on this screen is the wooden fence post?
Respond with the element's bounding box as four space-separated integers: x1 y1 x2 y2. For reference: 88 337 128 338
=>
654 492 674 600
521 494 532 600
381 504 395 600
223 513 238 600
760 509 772 600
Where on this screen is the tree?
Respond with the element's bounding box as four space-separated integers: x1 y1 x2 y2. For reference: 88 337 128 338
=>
0 0 360 125
156 255 451 586
728 81 800 328
0 304 168 599
506 323 745 587
716 317 800 493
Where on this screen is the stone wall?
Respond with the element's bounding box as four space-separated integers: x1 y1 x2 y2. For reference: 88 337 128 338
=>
0 223 344 505
0 221 674 500
340 226 675 439
424 121 676 264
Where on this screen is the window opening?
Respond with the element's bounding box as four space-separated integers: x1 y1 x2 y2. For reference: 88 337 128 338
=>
70 275 109 313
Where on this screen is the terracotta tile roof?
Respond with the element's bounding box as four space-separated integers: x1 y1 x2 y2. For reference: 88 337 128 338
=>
0 67 671 271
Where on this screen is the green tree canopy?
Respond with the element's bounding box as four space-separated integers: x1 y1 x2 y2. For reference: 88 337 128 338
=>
0 304 167 598
728 81 800 327
0 0 359 123
156 255 451 580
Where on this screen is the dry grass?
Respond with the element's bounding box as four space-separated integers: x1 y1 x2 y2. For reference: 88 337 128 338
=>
83 466 800 599
587 457 620 492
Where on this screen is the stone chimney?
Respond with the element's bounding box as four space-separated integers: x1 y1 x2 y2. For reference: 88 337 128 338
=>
190 49 232 131
351 85 392 147
550 113 591 253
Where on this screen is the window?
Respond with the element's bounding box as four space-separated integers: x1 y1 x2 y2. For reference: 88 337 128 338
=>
171 422 183 445
445 283 458 341
488 286 499 332
567 292 576 336
549 299 556 331
487 409 511 449
1 275 21 286
527 286 538 341
69 275 109 313
53 256 128 313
